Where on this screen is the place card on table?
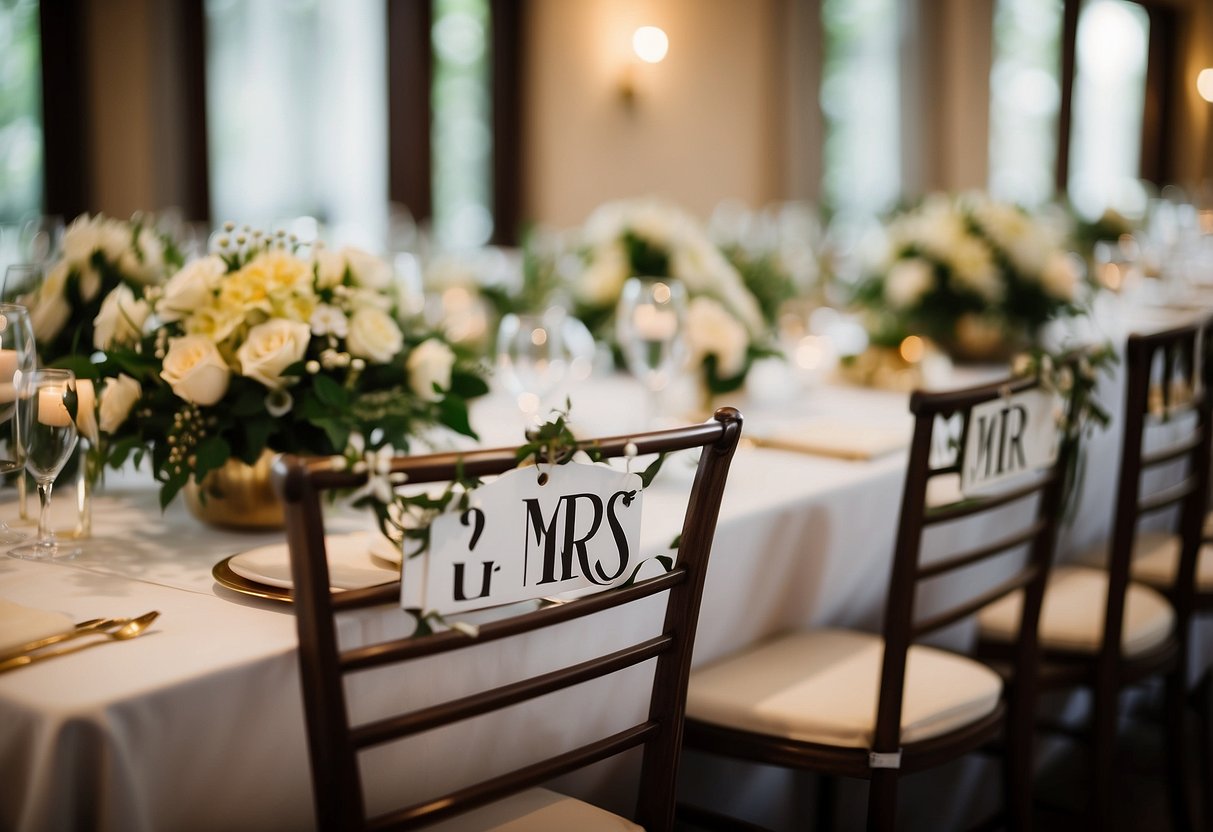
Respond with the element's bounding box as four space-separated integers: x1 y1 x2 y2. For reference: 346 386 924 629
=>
748 418 912 461
406 462 643 616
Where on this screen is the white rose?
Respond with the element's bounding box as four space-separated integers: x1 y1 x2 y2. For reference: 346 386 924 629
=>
1041 251 1081 302
884 258 935 309
28 262 72 342
346 306 403 363
407 338 456 401
577 245 629 306
161 335 231 405
685 296 749 378
157 256 224 323
93 284 150 350
236 319 311 389
313 248 347 289
98 373 141 433
342 247 392 290
61 215 102 264
309 303 349 338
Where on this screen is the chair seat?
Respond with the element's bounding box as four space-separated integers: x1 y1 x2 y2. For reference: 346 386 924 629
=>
1118 530 1213 592
978 565 1174 657
419 788 642 831
685 628 1002 748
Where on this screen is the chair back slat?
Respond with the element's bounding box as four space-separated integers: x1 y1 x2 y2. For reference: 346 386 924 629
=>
1102 318 1213 666
275 407 743 832
368 723 660 831
871 370 1078 754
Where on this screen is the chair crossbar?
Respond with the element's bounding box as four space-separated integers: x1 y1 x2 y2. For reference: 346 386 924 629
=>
366 722 660 831
1138 475 1201 516
350 635 673 750
924 475 1054 525
340 569 686 671
916 520 1046 580
1140 433 1204 469
912 567 1040 638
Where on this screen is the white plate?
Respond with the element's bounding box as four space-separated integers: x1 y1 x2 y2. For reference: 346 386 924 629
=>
228 532 399 591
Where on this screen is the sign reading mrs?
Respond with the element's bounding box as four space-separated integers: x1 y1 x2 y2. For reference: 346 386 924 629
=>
960 388 1062 496
401 463 644 616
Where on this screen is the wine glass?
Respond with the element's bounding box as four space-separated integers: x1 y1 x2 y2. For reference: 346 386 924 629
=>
20 215 64 267
8 369 80 560
0 305 35 543
3 263 43 304
496 307 594 423
615 277 687 424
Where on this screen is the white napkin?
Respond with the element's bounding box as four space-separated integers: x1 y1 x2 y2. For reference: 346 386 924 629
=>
0 599 74 652
751 418 911 461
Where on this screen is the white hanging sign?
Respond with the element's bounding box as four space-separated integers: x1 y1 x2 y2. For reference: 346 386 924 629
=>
402 462 644 616
960 389 1062 496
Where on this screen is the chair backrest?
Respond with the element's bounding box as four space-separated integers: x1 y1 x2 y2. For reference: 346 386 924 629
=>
273 407 743 832
873 370 1078 755
1103 316 1213 664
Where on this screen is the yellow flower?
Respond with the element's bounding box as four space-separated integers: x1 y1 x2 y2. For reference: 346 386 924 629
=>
185 305 244 344
248 250 315 300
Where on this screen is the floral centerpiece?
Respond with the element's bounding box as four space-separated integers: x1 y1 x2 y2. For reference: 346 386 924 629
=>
88 230 488 510
569 197 775 396
853 193 1087 361
18 212 181 361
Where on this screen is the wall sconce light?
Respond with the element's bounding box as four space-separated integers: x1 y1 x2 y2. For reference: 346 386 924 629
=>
1199 68 1213 103
620 26 669 108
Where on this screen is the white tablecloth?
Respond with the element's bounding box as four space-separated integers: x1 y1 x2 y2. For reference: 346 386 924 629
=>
0 302 1197 831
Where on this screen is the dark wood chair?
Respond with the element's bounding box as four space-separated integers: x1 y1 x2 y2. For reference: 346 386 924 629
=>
272 407 743 832
681 373 1077 831
977 316 1213 831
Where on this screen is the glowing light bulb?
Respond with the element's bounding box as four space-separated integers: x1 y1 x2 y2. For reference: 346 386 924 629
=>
1198 68 1213 104
632 26 669 64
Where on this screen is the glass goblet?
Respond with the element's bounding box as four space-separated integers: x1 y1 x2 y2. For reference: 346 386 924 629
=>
615 277 687 425
8 369 80 560
20 215 64 267
0 304 36 543
3 263 43 304
496 307 592 424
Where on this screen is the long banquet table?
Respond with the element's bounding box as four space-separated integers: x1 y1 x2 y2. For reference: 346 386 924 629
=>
0 300 1204 831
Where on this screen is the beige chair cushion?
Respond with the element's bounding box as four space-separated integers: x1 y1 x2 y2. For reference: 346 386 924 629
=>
419 788 642 831
685 628 1002 748
1124 530 1213 592
978 565 1174 657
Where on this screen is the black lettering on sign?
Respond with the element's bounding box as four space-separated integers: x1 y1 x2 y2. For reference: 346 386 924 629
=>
523 490 639 586
970 403 1031 483
461 507 485 551
452 560 500 601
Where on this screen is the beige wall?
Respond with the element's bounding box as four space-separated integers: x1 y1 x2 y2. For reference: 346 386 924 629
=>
521 0 785 229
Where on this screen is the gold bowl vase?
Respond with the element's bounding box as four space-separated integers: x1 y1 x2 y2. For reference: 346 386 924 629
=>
183 450 285 530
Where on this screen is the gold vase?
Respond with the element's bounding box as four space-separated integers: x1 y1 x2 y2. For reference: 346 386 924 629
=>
183 450 285 530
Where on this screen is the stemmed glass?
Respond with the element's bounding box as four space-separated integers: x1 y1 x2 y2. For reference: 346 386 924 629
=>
0 305 35 543
3 263 43 304
615 277 687 425
20 215 63 266
496 307 594 424
8 369 80 560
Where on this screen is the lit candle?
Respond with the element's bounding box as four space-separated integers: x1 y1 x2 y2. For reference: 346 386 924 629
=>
633 305 677 340
0 383 14 404
75 379 98 443
37 386 73 428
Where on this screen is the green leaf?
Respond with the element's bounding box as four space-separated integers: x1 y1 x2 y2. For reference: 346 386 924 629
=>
193 435 232 482
49 355 100 379
438 398 476 438
449 371 490 399
231 385 268 417
638 452 667 488
312 374 349 409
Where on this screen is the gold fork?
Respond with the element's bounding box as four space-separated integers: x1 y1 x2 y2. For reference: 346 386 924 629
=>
0 611 160 674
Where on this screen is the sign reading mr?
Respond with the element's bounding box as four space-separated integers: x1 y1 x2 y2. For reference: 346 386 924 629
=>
961 388 1062 496
402 462 644 616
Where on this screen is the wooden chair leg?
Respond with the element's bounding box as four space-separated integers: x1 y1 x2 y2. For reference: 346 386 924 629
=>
1201 673 1213 832
1004 695 1036 832
816 774 837 832
1089 687 1120 831
866 770 898 832
1166 668 1195 832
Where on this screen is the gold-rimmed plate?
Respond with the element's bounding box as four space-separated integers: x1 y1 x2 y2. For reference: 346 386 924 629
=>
213 556 293 604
